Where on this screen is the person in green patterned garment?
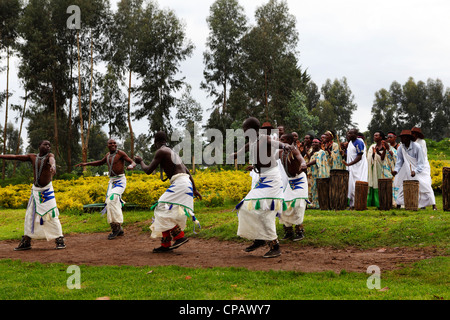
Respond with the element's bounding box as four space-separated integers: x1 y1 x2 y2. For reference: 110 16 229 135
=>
367 131 396 207
323 130 346 170
306 139 330 209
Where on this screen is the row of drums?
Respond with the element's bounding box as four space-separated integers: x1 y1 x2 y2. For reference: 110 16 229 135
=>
317 169 421 211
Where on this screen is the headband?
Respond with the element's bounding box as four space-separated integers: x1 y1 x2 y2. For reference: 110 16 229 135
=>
325 130 334 138
313 139 321 143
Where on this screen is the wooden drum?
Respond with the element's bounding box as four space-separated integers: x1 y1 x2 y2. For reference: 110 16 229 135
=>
317 178 330 210
403 180 419 211
329 169 349 210
354 181 368 211
443 167 450 211
378 178 393 211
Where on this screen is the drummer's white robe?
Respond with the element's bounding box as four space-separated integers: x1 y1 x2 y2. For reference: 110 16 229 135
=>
347 138 368 207
394 143 435 208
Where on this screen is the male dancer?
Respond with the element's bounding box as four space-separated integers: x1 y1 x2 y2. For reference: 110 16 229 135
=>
76 139 136 239
231 117 293 258
135 131 202 253
0 140 66 250
278 133 308 241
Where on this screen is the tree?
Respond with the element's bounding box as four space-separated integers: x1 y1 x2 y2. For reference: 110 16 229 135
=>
368 77 450 141
76 0 110 167
133 2 194 137
109 0 144 158
284 90 318 136
236 0 309 125
18 0 72 161
201 0 247 121
314 77 357 137
0 0 21 179
97 64 128 139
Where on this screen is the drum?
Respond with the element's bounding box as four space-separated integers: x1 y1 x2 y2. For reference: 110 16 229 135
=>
329 169 349 210
378 178 393 211
403 180 419 211
354 181 368 211
317 178 330 210
443 167 450 211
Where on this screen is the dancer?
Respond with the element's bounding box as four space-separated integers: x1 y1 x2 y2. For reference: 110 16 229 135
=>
135 131 202 252
0 140 66 250
278 133 308 241
231 117 293 258
75 139 136 239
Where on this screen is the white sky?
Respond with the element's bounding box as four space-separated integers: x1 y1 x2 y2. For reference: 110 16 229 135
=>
2 0 450 148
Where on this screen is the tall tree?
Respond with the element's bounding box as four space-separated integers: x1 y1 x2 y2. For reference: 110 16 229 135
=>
133 2 194 137
109 0 144 158
314 77 357 136
237 0 309 125
97 64 128 139
18 0 71 160
0 0 21 179
368 77 450 141
201 0 247 122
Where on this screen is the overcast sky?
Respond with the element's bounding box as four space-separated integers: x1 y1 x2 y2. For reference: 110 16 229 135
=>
2 0 450 148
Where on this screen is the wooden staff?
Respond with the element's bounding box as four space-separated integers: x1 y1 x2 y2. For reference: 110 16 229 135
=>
336 133 346 165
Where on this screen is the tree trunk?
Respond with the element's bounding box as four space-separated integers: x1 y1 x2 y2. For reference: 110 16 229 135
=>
264 68 269 121
84 32 94 163
127 68 134 158
67 53 73 173
77 31 86 170
222 74 227 115
13 89 27 176
52 81 59 157
2 47 10 179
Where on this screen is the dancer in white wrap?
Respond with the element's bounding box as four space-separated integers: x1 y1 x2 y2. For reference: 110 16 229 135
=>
278 133 308 241
135 131 202 253
231 117 294 258
343 128 368 209
0 140 65 250
393 130 437 210
76 139 136 239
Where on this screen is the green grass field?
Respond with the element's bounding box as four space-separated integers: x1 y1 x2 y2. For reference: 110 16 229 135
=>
0 196 448 301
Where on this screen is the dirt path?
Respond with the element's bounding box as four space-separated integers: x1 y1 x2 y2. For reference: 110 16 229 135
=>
0 225 439 273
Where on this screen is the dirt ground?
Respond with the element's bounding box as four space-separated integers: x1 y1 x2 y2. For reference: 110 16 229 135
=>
0 224 440 273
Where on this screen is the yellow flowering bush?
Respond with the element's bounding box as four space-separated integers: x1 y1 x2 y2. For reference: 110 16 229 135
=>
430 160 450 192
1 163 448 212
0 169 252 212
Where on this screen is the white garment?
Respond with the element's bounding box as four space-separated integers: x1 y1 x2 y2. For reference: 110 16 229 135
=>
347 139 368 207
237 165 283 241
414 138 435 205
24 182 63 241
394 144 435 208
150 173 196 238
279 172 308 226
103 174 127 224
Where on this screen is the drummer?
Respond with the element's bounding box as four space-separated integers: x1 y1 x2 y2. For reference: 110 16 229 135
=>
392 130 437 210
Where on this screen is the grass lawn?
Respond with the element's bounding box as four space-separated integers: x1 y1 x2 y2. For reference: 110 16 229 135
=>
0 195 448 300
